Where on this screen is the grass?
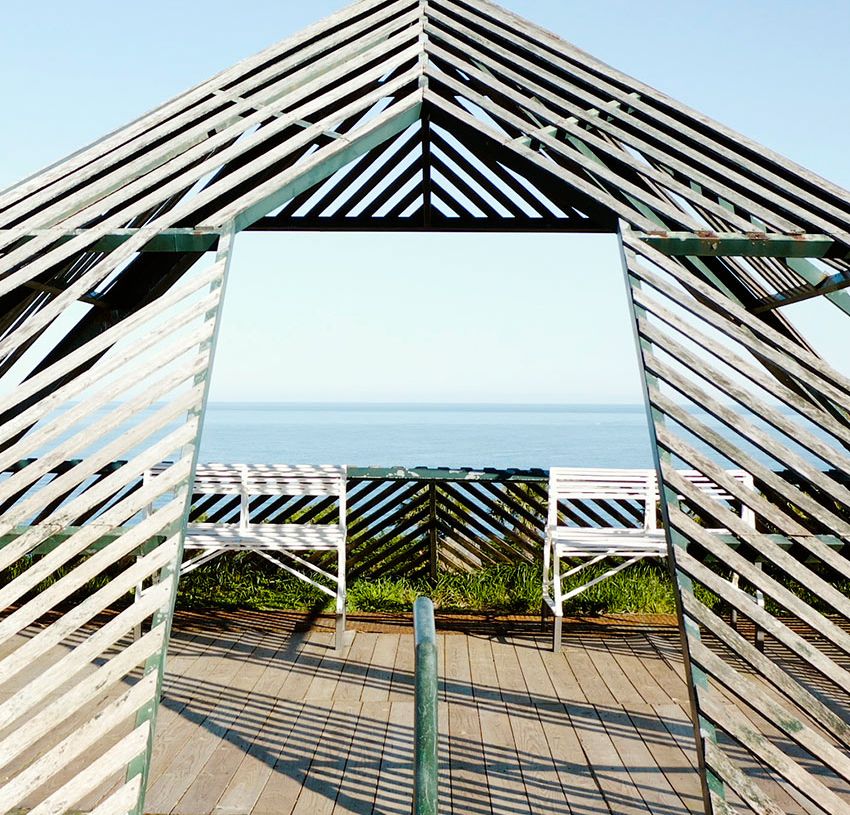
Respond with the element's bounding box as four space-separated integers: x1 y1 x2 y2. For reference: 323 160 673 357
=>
175 554 683 615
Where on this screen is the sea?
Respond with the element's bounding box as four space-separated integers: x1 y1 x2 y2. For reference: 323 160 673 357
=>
34 400 827 472
197 402 655 469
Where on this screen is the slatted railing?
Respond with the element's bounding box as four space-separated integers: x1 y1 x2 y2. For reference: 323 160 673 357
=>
345 466 549 578
0 462 550 580
10 461 844 585
186 465 550 578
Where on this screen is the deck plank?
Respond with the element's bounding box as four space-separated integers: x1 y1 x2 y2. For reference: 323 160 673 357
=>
189 628 312 815
479 700 530 814
508 694 573 815
1 614 741 815
331 701 389 815
448 699 490 815
145 634 273 813
389 633 414 702
371 700 414 815
176 633 309 815
144 626 264 805
304 633 346 701
360 633 398 703
582 635 695 815
290 700 361 815
555 637 649 815
333 631 377 701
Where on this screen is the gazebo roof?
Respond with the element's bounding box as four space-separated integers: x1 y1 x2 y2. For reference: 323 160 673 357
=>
1 0 848 238
3 0 849 332
2 6 850 815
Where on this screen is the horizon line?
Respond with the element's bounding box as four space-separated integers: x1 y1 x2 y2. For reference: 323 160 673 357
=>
204 400 647 407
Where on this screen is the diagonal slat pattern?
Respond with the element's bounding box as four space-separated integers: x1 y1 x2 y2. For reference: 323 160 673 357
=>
2 0 850 811
623 230 850 814
0 225 235 813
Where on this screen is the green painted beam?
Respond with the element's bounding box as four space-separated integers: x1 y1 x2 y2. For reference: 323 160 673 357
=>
638 231 842 259
347 465 548 481
413 596 439 815
2 228 221 254
0 528 164 554
777 257 850 314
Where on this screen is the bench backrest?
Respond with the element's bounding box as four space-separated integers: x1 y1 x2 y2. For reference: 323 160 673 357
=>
191 464 345 495
549 467 756 532
548 468 658 531
676 469 756 529
189 464 347 530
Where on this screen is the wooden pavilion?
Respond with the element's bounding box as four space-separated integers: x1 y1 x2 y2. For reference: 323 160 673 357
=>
0 1 849 813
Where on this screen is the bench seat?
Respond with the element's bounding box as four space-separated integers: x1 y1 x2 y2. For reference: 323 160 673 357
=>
171 463 348 649
185 524 344 550
550 527 666 555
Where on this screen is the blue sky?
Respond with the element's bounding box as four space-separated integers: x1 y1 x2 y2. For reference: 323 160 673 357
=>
1 2 848 403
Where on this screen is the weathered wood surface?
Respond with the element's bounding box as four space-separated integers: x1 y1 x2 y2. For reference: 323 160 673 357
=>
0 612 712 815
624 231 850 814
6 610 850 814
0 226 236 814
9 610 840 815
3 0 850 810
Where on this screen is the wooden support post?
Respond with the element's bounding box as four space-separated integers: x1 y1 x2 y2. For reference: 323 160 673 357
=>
619 224 725 813
422 109 434 228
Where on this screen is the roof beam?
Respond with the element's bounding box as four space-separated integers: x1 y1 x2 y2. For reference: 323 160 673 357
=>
204 94 423 231
246 214 589 232
1 228 222 254
638 231 845 259
751 271 850 312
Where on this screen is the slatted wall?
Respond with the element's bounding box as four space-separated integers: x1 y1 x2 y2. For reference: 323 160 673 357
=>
0 229 234 815
623 229 850 815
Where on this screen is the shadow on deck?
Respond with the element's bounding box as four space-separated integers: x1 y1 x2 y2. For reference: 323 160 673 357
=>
136 612 704 815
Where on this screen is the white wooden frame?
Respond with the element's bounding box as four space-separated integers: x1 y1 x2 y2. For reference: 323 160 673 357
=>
180 463 348 649
543 467 757 651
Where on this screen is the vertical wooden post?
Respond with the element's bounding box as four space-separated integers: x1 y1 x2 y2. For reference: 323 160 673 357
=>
421 110 433 228
428 481 438 580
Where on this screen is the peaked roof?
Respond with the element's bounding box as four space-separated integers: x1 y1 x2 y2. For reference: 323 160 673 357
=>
4 0 850 236
0 0 849 360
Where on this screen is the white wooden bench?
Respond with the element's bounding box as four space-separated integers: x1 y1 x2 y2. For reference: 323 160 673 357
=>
543 466 756 651
181 463 348 649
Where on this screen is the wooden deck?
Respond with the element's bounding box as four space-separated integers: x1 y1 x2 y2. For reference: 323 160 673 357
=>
135 612 703 815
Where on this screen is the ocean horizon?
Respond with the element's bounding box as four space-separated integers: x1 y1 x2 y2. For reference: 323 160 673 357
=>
41 400 815 472
197 402 655 469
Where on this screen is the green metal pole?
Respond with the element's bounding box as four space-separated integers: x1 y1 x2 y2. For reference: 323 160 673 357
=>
413 596 439 815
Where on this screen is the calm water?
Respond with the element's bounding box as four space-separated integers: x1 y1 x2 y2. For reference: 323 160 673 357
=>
39 401 829 471
197 403 655 469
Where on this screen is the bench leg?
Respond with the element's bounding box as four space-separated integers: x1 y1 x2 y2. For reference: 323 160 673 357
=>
731 571 740 630
553 615 563 653
552 549 564 652
755 562 765 652
335 612 346 652
335 548 346 653
133 556 143 641
540 599 548 632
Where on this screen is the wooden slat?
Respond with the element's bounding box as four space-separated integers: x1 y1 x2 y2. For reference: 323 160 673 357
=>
623 222 850 814
0 226 235 813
